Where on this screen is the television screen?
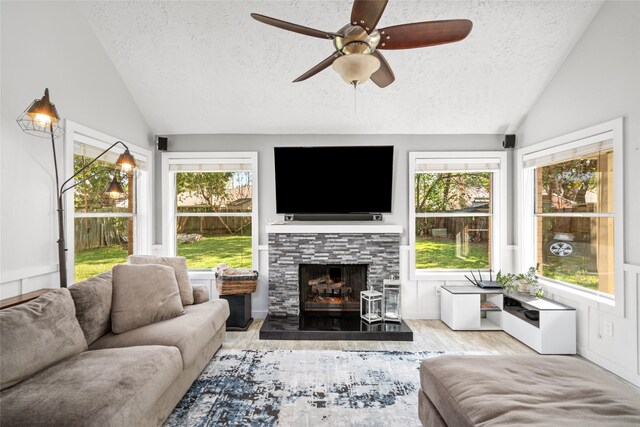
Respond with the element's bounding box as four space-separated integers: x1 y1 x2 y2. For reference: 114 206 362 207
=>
274 146 394 214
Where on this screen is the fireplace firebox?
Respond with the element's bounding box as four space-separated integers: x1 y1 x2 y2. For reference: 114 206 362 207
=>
299 264 367 313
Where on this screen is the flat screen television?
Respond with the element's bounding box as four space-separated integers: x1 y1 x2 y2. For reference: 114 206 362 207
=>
274 146 394 214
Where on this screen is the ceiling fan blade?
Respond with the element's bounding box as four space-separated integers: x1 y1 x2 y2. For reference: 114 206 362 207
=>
293 52 342 83
377 19 473 50
351 0 388 33
251 13 340 39
370 51 395 88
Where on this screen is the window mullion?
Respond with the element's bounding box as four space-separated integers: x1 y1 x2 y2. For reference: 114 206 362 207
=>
534 212 614 218
74 212 135 218
415 212 492 218
175 212 252 217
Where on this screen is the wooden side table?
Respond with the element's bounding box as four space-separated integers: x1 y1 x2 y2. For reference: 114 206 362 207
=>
0 289 55 310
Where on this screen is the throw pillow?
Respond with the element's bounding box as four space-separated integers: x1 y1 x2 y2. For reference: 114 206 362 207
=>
69 270 113 345
0 289 88 390
127 255 194 305
111 264 184 334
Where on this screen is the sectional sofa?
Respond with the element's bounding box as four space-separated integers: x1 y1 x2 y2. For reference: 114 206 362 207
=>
0 265 230 426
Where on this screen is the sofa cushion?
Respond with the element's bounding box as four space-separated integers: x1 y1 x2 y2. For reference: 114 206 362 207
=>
90 299 229 367
192 285 210 304
111 264 185 334
69 270 113 345
420 355 640 426
128 255 194 305
0 289 87 390
0 346 182 427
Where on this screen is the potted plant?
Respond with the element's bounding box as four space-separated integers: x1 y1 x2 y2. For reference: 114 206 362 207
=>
514 267 538 293
496 271 518 294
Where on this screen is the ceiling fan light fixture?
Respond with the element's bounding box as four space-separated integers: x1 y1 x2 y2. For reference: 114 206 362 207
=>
332 53 380 85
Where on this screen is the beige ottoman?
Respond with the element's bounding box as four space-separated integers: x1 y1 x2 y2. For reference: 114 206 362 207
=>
419 355 640 426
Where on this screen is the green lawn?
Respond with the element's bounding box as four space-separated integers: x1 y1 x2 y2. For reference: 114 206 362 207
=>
542 254 599 290
74 235 252 282
416 238 489 269
177 235 252 269
75 245 128 282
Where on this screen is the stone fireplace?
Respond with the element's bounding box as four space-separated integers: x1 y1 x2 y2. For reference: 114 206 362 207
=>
267 225 401 317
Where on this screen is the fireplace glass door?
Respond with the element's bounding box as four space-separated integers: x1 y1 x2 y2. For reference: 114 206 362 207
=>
299 264 368 313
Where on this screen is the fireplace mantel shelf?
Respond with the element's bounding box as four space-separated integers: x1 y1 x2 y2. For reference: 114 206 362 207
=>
266 224 403 234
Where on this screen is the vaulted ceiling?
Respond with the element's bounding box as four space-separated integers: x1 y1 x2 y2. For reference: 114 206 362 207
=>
80 1 602 135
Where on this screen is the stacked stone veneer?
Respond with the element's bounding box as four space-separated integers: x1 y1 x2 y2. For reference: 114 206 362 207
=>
268 233 400 317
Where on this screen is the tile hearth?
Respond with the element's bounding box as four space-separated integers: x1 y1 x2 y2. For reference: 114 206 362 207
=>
259 313 414 341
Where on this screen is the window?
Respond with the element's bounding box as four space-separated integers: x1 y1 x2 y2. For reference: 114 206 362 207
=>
67 122 150 282
163 153 258 270
409 152 506 278
519 119 623 302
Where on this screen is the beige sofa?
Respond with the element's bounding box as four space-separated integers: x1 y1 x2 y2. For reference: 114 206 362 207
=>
0 271 230 427
418 355 640 426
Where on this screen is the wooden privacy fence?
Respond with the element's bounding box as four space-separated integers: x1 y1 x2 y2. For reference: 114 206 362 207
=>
177 216 250 236
416 217 490 242
74 217 131 251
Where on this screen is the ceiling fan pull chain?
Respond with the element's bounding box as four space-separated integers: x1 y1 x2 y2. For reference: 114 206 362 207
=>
353 81 358 113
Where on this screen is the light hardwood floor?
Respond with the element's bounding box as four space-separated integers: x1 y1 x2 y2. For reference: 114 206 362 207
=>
224 319 537 354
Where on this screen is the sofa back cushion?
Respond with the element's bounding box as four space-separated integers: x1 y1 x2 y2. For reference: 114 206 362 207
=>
0 289 88 390
111 264 185 334
69 271 113 345
127 255 194 305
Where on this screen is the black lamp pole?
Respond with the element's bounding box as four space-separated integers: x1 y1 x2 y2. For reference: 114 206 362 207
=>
49 122 68 287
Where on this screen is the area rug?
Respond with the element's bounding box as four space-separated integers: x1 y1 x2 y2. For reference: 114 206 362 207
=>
165 349 490 427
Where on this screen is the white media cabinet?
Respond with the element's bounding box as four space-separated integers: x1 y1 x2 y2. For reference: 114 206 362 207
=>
441 286 576 354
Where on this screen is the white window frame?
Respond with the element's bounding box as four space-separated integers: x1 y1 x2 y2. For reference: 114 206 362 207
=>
161 151 259 270
516 118 624 313
409 151 507 281
64 120 152 283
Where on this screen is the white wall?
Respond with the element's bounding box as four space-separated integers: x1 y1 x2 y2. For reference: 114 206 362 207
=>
0 1 153 297
516 0 640 386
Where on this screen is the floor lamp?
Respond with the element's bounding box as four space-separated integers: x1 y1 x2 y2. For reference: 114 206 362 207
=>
17 88 137 288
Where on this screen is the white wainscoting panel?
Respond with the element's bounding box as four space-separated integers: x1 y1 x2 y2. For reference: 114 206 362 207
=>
0 265 59 299
536 263 640 387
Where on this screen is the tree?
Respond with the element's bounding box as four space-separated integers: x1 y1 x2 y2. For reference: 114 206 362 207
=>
176 172 233 209
540 158 599 211
415 172 490 213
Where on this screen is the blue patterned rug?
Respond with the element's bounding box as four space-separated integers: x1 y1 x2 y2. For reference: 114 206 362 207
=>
165 349 489 427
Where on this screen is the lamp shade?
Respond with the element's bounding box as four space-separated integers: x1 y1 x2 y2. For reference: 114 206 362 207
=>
16 88 64 139
332 54 381 85
116 148 137 172
103 175 126 201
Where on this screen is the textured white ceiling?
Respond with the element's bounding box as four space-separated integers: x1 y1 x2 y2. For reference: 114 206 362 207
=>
80 1 602 135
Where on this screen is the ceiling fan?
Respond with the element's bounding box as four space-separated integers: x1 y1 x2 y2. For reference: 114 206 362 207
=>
251 0 472 88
